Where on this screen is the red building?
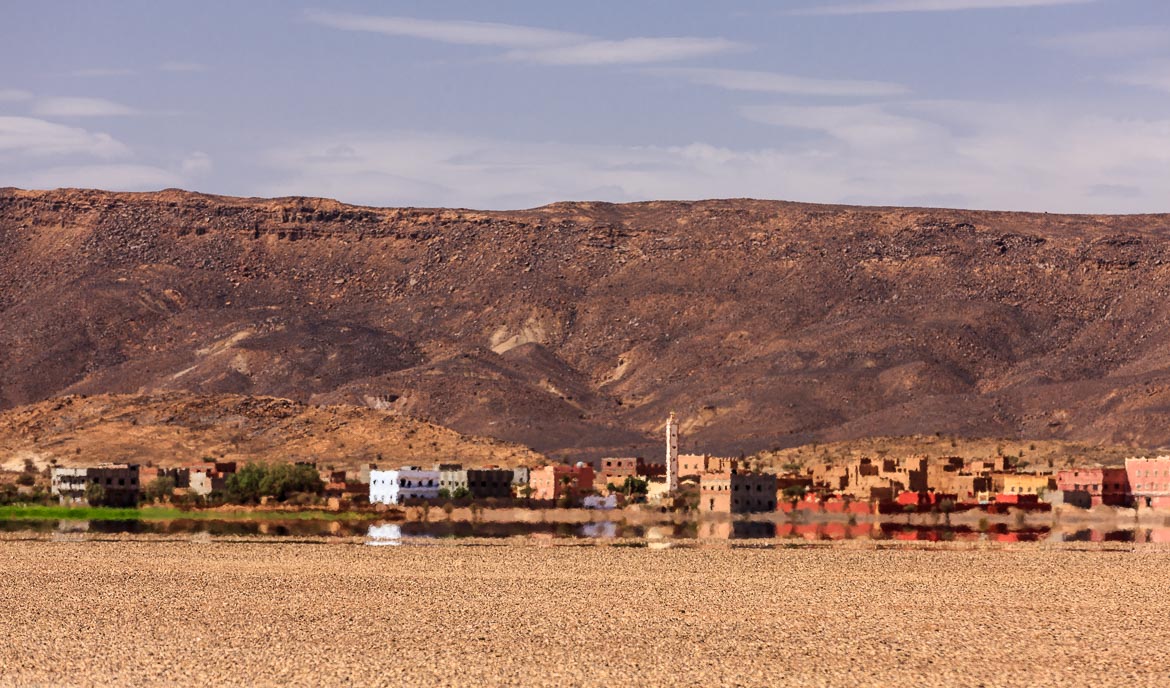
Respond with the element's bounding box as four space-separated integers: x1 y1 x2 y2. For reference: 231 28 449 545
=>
1126 457 1170 509
529 463 595 502
1055 467 1131 508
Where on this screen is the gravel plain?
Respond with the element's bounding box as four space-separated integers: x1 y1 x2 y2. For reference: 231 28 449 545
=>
3 539 1170 687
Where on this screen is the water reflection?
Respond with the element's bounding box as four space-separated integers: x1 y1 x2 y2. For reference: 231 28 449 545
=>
2 518 1170 546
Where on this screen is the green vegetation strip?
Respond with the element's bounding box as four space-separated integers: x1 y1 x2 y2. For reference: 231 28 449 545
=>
0 505 374 522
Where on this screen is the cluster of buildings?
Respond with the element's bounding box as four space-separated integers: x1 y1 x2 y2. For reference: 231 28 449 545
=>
157 461 238 497
800 454 1170 512
40 416 1170 514
50 464 141 507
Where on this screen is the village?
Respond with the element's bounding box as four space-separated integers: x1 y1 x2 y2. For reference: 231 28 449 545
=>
15 414 1170 524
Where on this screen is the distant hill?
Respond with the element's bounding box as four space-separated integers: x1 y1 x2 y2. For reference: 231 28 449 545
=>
3 187 1170 461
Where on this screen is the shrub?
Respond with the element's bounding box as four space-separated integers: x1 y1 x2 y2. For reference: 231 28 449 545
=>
225 463 324 504
144 477 176 503
85 482 107 507
619 476 649 496
15 473 35 487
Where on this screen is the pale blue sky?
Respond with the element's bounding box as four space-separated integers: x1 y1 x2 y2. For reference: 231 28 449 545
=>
1 0 1168 211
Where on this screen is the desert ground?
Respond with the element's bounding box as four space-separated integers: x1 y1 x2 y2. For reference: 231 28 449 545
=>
2 539 1169 687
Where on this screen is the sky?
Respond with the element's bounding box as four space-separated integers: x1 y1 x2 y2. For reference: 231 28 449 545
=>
1 0 1168 212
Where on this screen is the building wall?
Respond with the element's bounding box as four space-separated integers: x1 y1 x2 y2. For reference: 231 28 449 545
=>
528 464 594 501
51 465 140 506
439 469 468 494
369 468 441 505
678 454 737 479
700 472 777 514
599 457 639 478
1126 457 1170 508
156 467 191 488
465 469 514 499
1001 474 1055 496
1055 468 1130 507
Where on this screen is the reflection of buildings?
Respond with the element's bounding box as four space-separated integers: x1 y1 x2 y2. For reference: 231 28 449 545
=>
579 522 618 539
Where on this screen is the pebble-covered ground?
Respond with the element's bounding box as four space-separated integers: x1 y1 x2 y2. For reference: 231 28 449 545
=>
2 540 1170 687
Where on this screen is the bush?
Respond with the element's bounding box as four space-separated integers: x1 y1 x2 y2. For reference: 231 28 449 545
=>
782 484 808 501
15 473 35 487
144 477 176 503
619 476 649 496
451 486 471 500
225 463 324 504
85 482 107 507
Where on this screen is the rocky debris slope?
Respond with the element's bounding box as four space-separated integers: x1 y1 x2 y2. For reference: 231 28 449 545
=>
3 187 1170 459
0 392 545 471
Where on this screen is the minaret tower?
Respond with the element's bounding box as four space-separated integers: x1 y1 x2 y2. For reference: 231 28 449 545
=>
666 412 679 492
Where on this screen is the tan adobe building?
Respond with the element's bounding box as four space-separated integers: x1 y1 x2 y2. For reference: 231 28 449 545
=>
678 454 739 480
700 471 777 513
999 473 1055 496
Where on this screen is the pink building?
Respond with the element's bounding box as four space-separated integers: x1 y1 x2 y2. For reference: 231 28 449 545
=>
1055 468 1131 508
1126 457 1170 509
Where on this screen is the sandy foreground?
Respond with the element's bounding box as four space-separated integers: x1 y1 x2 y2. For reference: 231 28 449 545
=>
2 540 1170 687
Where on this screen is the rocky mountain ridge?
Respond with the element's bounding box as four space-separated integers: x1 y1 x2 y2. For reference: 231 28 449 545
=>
3 187 1170 460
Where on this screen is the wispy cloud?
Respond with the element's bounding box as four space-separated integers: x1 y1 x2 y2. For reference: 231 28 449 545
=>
180 151 213 175
1039 27 1170 57
650 67 908 96
0 89 33 102
741 103 943 148
0 163 183 191
255 105 1170 213
795 0 1098 15
507 38 743 66
1114 60 1170 93
31 97 138 118
305 11 584 48
0 116 130 157
305 10 743 65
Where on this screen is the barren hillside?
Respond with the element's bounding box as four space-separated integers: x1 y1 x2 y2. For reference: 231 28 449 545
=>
3 187 1170 460
0 393 545 472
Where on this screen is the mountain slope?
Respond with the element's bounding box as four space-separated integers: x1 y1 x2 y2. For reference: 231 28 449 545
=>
0 393 545 472
3 187 1170 459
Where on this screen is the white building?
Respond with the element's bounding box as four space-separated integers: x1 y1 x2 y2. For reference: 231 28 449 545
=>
369 467 441 505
